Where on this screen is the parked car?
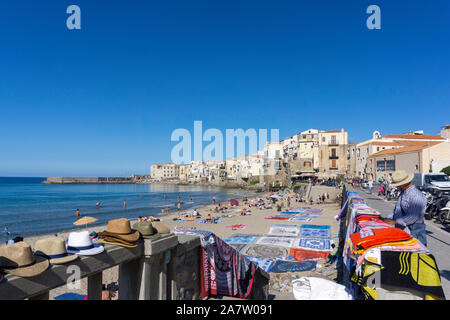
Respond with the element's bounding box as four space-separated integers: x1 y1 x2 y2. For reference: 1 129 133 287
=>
412 173 450 195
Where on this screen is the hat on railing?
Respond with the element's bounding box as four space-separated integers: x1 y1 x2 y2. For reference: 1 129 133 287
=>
0 241 50 277
390 170 414 187
132 221 161 240
97 218 140 247
34 236 78 264
151 222 171 235
66 230 105 256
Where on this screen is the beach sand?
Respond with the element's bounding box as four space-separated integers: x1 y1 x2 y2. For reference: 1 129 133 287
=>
21 188 342 300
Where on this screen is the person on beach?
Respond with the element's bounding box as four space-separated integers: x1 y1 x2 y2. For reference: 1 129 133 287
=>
212 195 216 205
4 227 10 239
177 201 181 216
190 196 193 202
164 193 167 200
161 208 165 215
165 207 170 214
96 202 101 209
123 200 127 209
76 209 80 219
102 284 116 300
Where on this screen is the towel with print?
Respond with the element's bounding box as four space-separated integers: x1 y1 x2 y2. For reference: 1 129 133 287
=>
243 255 274 273
288 217 313 222
256 236 296 248
270 259 317 273
294 238 331 251
223 234 259 245
299 225 331 239
379 251 445 300
268 224 300 237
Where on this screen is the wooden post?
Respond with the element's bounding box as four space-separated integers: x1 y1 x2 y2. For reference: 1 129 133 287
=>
118 258 143 300
87 272 102 300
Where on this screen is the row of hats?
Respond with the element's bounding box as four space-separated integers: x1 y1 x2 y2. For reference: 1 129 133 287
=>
0 218 170 278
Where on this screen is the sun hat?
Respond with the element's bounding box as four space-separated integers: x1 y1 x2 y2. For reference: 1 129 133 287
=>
151 222 171 235
97 218 140 243
0 241 49 277
390 170 414 187
132 221 161 240
66 231 105 256
97 236 138 248
34 236 78 264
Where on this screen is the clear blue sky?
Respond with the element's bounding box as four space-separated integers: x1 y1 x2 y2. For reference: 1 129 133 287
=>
0 0 449 176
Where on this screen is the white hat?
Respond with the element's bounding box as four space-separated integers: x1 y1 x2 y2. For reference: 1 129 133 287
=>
66 231 104 256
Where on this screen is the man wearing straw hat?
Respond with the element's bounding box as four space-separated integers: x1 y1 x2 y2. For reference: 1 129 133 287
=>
380 170 428 246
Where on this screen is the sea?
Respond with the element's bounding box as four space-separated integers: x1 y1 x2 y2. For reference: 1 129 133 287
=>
0 177 259 240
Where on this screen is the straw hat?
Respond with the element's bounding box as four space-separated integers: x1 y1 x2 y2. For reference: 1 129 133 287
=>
390 170 414 187
34 236 78 265
97 236 138 248
97 218 140 243
132 221 161 240
66 231 105 256
0 241 49 277
151 222 170 235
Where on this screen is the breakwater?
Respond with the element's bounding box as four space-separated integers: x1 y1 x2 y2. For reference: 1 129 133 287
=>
43 177 134 184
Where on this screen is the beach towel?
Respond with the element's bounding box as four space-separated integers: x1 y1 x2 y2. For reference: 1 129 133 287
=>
223 234 259 245
225 224 248 230
243 255 275 273
303 209 323 214
243 244 290 259
288 217 313 222
268 225 300 237
229 243 248 252
270 260 317 273
289 248 330 261
256 236 296 248
299 225 331 239
379 251 445 300
349 228 412 253
54 293 88 300
265 216 292 220
294 238 332 251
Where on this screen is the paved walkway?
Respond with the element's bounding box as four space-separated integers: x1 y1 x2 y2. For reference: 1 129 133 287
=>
348 185 450 299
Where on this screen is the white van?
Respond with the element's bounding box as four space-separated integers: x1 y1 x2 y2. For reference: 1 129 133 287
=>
412 173 450 194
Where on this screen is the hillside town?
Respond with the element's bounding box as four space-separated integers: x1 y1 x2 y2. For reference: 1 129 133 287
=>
149 124 450 189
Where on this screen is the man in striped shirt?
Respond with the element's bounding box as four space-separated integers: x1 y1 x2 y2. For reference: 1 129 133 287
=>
380 170 427 246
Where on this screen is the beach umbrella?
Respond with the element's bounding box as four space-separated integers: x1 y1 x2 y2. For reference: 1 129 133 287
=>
230 199 239 206
73 216 98 229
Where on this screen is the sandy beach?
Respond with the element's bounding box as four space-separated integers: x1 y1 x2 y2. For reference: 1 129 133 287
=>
21 187 342 300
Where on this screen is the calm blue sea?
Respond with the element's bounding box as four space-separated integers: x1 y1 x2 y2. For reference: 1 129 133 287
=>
0 177 258 239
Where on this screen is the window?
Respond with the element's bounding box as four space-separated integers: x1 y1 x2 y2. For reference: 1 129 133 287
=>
377 147 380 152
322 137 325 142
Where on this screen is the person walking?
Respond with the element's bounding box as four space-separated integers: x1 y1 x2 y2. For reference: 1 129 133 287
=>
367 179 373 194
212 195 216 205
380 170 428 246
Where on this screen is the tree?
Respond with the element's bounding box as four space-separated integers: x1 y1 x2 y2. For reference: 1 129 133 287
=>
441 166 450 176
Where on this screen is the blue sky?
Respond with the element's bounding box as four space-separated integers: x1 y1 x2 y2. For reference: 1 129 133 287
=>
0 0 449 176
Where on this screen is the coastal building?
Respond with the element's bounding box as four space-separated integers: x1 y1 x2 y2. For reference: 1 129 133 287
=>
317 129 348 179
368 141 450 181
150 163 180 181
347 128 447 180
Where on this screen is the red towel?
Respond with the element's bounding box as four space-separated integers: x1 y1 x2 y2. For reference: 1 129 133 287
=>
350 227 412 252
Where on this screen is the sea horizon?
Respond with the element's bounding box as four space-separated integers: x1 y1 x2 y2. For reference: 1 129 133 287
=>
0 177 258 240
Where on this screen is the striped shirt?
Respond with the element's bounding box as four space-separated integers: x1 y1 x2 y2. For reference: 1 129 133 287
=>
387 185 426 232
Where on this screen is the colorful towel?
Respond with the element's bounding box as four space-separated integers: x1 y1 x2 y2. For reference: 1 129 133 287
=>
265 216 292 220
289 248 330 261
268 225 300 237
294 238 332 251
288 217 313 222
256 236 296 248
229 243 248 252
299 225 331 239
243 244 290 259
225 224 248 230
270 260 317 273
223 234 259 244
303 209 323 213
243 255 275 273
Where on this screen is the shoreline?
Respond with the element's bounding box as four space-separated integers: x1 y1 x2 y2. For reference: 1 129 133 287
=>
17 187 342 300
